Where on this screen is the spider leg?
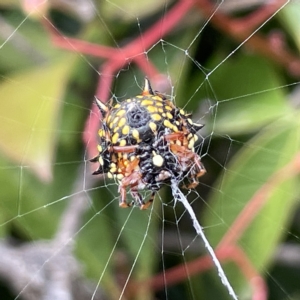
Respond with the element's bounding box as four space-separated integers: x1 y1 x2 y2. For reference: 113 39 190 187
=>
130 187 144 208
119 171 141 208
131 188 155 210
120 163 155 210
185 154 206 189
119 184 130 208
140 191 155 210
116 157 143 208
164 132 185 143
183 178 199 189
169 141 206 188
112 145 138 153
89 155 99 163
193 154 206 178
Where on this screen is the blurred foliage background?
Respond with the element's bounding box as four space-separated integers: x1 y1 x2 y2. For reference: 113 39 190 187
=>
0 0 300 300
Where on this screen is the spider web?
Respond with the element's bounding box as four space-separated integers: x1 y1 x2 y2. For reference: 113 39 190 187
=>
0 0 300 300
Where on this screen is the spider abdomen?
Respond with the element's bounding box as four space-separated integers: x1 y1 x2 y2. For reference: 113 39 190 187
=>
91 78 206 209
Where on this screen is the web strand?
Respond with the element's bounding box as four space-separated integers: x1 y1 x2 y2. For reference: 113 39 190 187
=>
171 181 238 300
0 1 299 299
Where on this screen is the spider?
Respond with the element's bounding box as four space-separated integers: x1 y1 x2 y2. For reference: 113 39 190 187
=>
91 78 206 209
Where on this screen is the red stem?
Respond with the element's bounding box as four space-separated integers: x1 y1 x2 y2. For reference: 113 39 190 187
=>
83 0 195 157
195 0 300 76
42 18 117 58
134 55 161 79
43 1 295 296
218 153 300 248
123 0 194 57
83 61 120 154
142 245 267 300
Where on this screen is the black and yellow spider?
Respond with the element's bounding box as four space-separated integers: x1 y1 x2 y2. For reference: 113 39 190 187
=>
91 78 206 209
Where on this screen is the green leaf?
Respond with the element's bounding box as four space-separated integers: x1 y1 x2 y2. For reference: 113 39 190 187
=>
75 193 121 299
189 53 290 135
0 57 75 181
0 56 90 239
0 0 19 8
203 111 300 292
100 0 172 21
114 199 160 299
75 185 160 299
0 12 61 73
279 2 300 52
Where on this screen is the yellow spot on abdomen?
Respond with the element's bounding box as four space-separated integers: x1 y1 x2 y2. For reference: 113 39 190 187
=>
152 95 163 101
119 139 127 146
112 132 119 144
99 156 104 166
122 125 130 135
152 154 164 167
110 166 117 173
163 119 173 129
116 109 126 117
149 122 157 132
132 129 139 140
112 116 119 125
98 129 105 137
172 125 179 132
166 112 173 119
117 174 124 180
147 106 158 113
118 117 126 128
141 100 154 106
152 113 162 121
188 139 195 149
